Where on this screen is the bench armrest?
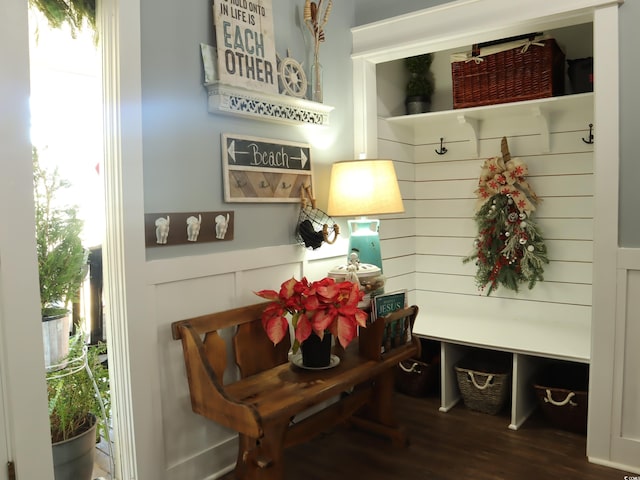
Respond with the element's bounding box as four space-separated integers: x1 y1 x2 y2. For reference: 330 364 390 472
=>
176 323 263 438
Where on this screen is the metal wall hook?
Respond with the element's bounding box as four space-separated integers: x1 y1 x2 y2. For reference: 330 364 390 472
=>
582 123 594 144
435 137 448 155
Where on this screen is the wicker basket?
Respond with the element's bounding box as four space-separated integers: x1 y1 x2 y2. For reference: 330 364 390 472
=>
533 362 589 434
455 353 511 415
451 36 565 109
395 340 440 397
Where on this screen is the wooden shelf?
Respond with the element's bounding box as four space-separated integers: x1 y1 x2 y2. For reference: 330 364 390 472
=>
205 83 334 126
385 93 593 155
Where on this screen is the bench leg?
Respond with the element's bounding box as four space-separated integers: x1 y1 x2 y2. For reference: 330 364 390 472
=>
351 369 409 446
236 420 288 480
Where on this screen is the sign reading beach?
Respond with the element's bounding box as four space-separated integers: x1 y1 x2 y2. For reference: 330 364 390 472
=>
221 133 313 203
213 0 278 94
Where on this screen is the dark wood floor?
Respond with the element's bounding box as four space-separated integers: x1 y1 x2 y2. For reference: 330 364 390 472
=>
223 393 633 480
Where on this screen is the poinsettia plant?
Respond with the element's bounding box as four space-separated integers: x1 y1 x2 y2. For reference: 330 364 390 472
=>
255 276 367 351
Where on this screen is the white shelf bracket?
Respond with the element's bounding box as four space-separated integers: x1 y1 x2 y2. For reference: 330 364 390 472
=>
531 106 550 153
457 115 479 157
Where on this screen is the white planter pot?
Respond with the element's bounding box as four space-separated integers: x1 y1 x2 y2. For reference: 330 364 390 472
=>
42 312 71 369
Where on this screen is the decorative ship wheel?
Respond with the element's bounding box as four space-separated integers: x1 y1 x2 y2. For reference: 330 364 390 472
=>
277 51 307 98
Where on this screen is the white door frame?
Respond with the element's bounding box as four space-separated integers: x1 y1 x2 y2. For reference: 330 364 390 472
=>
100 0 163 478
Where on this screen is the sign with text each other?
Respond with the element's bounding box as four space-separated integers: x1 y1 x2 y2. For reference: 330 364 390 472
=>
212 0 278 94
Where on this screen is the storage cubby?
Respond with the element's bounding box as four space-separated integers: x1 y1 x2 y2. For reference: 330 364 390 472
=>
434 340 588 430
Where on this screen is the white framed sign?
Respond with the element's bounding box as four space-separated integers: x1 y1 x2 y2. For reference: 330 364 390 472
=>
212 0 278 94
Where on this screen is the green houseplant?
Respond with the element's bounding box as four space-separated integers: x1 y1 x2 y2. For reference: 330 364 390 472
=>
405 53 435 114
47 334 110 480
29 0 96 36
33 148 88 367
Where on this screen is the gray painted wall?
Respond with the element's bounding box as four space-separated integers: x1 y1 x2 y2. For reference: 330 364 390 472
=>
618 0 640 246
141 0 356 260
140 0 639 263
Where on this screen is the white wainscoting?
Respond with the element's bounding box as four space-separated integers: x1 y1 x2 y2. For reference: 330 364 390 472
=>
149 239 389 479
603 247 640 472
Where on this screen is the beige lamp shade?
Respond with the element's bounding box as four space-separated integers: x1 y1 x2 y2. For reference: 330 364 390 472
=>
327 159 405 216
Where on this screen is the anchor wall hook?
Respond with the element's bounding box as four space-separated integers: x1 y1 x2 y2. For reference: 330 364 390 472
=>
435 137 448 155
582 123 594 144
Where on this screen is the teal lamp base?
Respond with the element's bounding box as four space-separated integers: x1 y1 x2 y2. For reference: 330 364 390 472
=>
347 218 382 270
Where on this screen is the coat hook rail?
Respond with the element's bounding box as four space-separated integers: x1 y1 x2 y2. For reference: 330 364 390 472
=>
435 137 448 155
582 123 594 144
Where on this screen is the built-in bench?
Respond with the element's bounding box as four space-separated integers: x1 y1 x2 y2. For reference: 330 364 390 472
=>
413 307 590 430
171 302 420 480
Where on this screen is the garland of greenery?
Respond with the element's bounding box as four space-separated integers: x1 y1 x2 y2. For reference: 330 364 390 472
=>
463 137 549 295
30 0 95 35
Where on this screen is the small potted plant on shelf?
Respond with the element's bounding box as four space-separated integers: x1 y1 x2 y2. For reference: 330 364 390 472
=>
47 334 110 480
405 53 435 115
255 276 367 368
33 148 88 368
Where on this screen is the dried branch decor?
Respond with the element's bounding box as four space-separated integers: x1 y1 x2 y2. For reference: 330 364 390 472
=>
303 0 333 102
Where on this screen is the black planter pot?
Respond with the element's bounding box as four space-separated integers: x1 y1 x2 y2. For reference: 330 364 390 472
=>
52 414 97 480
405 95 431 115
301 332 332 368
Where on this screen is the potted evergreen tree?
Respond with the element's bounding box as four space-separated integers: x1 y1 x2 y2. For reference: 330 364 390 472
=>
33 148 88 368
29 0 96 36
47 334 110 480
405 53 435 114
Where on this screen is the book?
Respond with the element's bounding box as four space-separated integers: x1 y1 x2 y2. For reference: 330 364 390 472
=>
371 290 408 353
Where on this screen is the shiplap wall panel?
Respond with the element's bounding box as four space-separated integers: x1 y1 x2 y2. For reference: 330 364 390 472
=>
381 236 416 259
415 272 592 305
415 217 593 240
414 153 594 182
415 255 592 284
379 99 594 360
414 196 593 219
384 255 418 279
380 217 414 240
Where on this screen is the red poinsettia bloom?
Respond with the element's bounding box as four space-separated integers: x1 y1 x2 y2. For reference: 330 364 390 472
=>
255 277 367 350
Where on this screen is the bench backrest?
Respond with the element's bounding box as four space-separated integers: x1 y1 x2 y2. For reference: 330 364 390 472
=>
171 302 291 380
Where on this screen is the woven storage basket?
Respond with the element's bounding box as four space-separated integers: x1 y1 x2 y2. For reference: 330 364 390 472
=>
451 36 565 109
395 340 440 397
533 362 589 434
455 354 511 415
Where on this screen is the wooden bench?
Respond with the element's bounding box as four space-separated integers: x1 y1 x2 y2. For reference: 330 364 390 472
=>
171 302 420 480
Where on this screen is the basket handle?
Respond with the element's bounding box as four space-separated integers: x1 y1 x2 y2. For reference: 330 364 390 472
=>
544 389 577 407
322 223 340 245
468 371 494 390
301 184 317 209
399 361 421 374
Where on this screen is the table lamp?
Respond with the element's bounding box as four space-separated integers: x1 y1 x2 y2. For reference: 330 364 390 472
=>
327 159 405 271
